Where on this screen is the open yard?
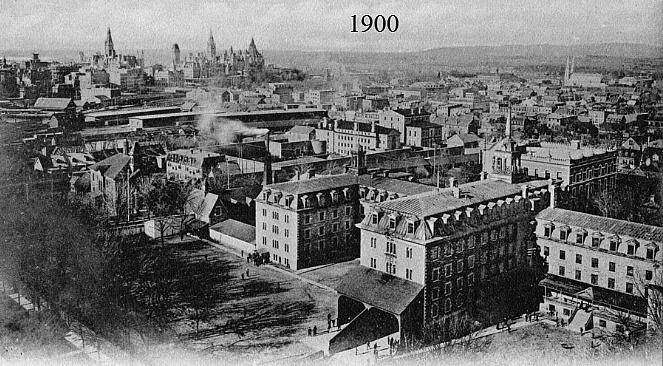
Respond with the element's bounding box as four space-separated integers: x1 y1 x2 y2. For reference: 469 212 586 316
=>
139 236 341 365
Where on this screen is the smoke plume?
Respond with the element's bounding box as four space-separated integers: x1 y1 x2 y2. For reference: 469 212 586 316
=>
197 112 269 145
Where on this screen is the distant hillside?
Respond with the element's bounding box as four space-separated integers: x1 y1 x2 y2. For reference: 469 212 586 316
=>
2 42 660 74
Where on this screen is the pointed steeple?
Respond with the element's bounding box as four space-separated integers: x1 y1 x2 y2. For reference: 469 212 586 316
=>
570 56 575 74
506 102 512 138
105 27 115 57
207 29 216 60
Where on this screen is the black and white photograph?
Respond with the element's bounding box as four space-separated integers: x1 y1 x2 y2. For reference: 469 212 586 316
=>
0 1 662 365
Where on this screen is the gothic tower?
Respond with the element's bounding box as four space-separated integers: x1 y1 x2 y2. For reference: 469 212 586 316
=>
105 27 116 58
207 30 216 60
172 43 181 66
564 56 570 85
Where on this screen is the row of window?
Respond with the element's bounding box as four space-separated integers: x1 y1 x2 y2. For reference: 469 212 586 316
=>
431 295 463 318
431 256 476 281
557 265 651 292
542 231 657 260
551 247 655 280
304 207 353 224
303 221 352 238
430 225 517 260
431 273 476 300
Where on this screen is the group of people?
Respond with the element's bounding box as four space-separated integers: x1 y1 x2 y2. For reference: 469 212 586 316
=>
308 313 341 337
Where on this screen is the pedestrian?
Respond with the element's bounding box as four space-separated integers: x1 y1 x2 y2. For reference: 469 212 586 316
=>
246 268 249 277
367 341 370 350
374 343 378 356
313 325 317 335
241 273 245 280
328 322 331 332
337 321 341 331
308 327 312 336
355 348 358 355
246 256 250 263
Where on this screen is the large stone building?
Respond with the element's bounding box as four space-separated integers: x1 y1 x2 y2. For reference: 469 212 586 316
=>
483 114 617 202
166 149 223 182
178 32 265 82
330 177 552 352
535 207 662 334
379 108 431 143
315 119 401 156
0 57 19 98
255 174 360 270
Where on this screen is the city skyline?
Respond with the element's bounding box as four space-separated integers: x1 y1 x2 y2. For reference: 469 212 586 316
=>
1 0 662 53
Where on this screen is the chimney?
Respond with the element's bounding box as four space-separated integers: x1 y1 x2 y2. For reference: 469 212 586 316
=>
334 119 339 130
480 171 488 180
453 186 461 199
307 169 315 178
448 177 457 188
521 184 529 198
354 121 359 131
371 121 376 133
570 140 581 150
263 131 273 185
548 179 556 208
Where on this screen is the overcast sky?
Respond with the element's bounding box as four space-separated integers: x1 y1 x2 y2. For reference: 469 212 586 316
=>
1 0 661 53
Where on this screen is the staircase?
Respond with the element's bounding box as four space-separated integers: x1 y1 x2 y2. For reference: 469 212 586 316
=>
567 307 593 333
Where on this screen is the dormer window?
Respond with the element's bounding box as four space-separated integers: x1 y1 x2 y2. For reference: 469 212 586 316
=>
407 221 415 234
647 247 655 260
609 237 620 252
330 190 339 203
559 227 570 241
627 243 635 255
372 213 379 225
575 232 586 245
389 216 396 230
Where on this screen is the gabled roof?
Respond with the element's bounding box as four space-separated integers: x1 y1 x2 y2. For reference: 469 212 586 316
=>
89 153 131 180
34 98 73 111
537 207 663 242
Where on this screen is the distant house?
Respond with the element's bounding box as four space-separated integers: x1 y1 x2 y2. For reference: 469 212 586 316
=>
33 97 78 129
88 153 134 217
446 133 480 156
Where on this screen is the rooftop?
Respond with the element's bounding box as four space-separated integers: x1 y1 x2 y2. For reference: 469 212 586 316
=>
377 178 549 218
34 98 73 111
358 175 435 197
265 174 358 195
335 266 423 315
210 219 256 244
89 153 131 180
537 207 663 242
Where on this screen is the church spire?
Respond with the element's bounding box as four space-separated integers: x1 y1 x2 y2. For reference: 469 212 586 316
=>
207 29 216 59
506 102 512 138
105 27 116 57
